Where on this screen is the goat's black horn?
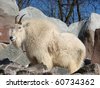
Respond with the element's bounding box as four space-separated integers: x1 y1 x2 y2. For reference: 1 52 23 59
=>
18 14 26 24
15 15 19 24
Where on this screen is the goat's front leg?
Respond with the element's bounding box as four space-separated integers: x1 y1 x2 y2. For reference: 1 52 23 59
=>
36 50 53 70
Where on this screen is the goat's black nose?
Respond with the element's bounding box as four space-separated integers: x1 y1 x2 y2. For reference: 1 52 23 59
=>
10 36 13 41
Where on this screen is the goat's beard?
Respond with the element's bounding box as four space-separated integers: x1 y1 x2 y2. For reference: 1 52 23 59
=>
12 40 22 49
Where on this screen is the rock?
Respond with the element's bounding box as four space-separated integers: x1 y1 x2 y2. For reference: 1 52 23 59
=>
83 29 94 59
0 58 100 75
92 29 100 64
79 13 100 59
0 44 29 66
68 20 86 37
0 0 19 43
0 58 50 75
49 17 68 32
0 0 19 24
73 63 100 75
0 0 18 16
0 58 68 75
51 67 68 75
67 13 100 60
0 58 28 75
0 69 5 75
0 27 10 43
16 70 35 75
0 58 13 65
88 13 100 31
18 6 68 33
85 13 100 50
18 6 47 20
84 59 91 65
0 61 24 75
0 43 7 52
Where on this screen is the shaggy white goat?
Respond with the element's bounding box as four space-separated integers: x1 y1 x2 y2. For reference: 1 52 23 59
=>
10 15 86 74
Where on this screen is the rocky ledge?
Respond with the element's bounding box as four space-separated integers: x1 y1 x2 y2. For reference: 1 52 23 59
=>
0 58 100 75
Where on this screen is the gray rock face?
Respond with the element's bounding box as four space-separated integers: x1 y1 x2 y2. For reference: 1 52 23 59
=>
92 29 100 64
74 63 100 75
0 0 19 16
0 58 51 75
49 17 68 32
68 20 86 37
86 13 100 47
0 44 29 66
83 29 94 59
68 13 100 37
18 6 68 33
18 6 47 20
0 43 7 52
0 58 100 75
51 67 68 75
88 13 100 31
60 13 100 61
0 1 28 66
85 13 100 59
0 0 19 43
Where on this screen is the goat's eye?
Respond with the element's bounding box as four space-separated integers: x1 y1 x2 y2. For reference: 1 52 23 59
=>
19 27 21 29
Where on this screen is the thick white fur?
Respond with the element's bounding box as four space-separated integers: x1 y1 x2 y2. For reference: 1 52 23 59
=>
11 19 86 74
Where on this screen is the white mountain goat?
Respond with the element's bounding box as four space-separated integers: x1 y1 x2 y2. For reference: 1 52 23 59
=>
10 15 86 74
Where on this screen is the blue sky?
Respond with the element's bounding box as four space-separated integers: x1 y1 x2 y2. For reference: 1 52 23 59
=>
17 0 100 23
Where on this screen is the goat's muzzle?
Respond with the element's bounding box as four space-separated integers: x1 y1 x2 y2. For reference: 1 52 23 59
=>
10 36 13 41
10 36 16 41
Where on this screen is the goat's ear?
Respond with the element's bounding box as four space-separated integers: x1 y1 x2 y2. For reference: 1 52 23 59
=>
23 23 29 28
